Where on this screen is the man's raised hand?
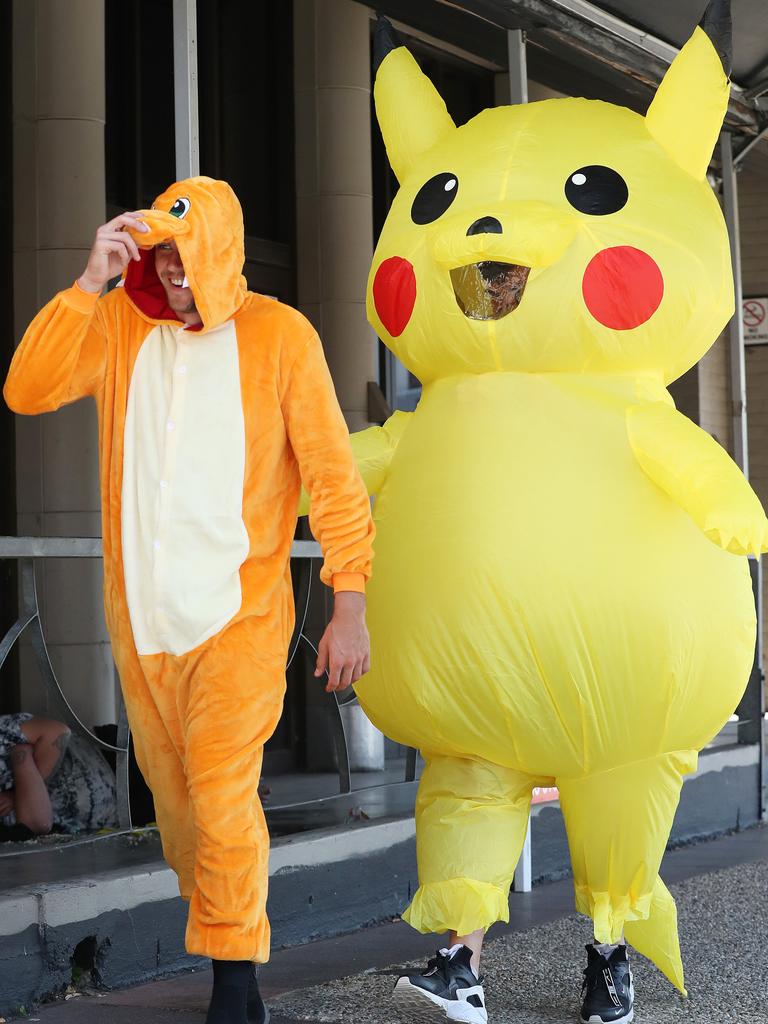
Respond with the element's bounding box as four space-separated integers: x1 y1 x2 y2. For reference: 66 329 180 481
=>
77 212 149 294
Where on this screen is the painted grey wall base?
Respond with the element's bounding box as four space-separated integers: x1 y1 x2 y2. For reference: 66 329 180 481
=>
0 900 204 1019
269 830 418 949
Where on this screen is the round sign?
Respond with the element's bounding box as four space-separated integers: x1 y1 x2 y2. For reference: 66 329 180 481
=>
743 300 766 329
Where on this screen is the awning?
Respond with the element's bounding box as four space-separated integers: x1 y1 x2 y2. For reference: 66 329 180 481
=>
378 0 768 146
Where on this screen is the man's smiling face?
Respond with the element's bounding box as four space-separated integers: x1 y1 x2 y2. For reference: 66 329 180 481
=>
154 238 200 323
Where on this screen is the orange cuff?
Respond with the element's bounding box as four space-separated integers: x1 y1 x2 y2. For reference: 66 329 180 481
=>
332 572 366 595
64 280 101 313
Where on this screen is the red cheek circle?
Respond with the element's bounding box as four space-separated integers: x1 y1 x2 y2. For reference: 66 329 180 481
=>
372 256 417 337
582 246 664 330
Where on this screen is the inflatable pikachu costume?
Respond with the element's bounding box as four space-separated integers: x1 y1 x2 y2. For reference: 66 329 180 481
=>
353 2 766 992
4 177 374 962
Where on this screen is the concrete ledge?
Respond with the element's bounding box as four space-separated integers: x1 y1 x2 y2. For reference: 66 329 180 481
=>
270 816 415 873
0 818 419 1018
0 817 418 942
0 746 760 1017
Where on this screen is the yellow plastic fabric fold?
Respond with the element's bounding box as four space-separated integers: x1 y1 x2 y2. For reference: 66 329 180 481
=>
403 878 510 937
625 876 687 995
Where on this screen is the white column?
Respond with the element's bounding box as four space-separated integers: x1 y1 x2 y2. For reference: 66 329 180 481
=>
173 0 200 179
293 0 384 773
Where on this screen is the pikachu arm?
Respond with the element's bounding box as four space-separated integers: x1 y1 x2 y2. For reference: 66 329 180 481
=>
298 410 412 516
627 402 768 556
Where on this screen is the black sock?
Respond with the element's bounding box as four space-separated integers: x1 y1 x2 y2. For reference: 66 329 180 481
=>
206 960 252 1024
247 968 269 1024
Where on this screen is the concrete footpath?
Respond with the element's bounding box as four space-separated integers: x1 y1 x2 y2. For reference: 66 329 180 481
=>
24 826 768 1024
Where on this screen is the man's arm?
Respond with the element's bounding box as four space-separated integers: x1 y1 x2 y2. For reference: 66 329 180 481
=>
4 212 148 414
297 411 412 516
282 325 375 690
627 401 768 555
350 411 411 494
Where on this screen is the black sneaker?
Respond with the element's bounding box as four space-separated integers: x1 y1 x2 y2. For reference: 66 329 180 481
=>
580 944 634 1024
393 944 487 1023
247 967 270 1024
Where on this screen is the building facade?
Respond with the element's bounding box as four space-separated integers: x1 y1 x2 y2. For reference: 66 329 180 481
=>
2 0 767 809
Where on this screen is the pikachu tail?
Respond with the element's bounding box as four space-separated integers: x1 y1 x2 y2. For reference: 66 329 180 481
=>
624 875 687 995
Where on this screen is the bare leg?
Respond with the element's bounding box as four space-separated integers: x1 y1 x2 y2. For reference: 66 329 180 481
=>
594 931 625 947
10 743 53 834
448 928 484 976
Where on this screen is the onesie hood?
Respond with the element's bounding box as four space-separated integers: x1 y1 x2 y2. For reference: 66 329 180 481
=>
123 176 248 334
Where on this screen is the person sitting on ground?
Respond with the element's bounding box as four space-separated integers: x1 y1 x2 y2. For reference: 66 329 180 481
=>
0 714 117 836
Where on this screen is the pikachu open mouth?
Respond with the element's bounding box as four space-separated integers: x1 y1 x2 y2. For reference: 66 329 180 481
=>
450 261 531 321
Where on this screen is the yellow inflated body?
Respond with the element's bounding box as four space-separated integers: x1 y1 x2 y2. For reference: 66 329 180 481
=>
353 23 767 993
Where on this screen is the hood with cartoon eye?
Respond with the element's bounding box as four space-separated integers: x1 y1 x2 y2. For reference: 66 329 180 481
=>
169 196 191 219
124 176 247 333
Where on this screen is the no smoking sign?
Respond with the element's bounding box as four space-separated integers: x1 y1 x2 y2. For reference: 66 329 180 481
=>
743 297 768 344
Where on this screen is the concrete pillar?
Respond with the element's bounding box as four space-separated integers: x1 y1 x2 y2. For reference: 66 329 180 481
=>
293 0 378 432
294 0 385 771
12 0 116 729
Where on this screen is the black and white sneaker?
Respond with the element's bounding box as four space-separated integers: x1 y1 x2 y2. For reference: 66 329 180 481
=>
393 944 487 1023
580 944 634 1024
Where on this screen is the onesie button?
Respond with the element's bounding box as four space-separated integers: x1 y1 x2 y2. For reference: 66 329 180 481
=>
177 365 187 374
160 480 169 489
153 539 161 550
166 420 175 431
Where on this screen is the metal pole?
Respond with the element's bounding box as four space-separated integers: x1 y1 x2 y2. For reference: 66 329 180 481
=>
756 558 766 821
173 0 200 179
720 132 748 476
507 29 528 104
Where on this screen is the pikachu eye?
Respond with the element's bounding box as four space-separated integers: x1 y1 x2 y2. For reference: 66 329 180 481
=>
411 173 459 225
565 166 628 216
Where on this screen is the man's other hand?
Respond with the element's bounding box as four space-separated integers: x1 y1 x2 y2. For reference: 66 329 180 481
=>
77 213 150 294
0 789 16 817
315 591 371 692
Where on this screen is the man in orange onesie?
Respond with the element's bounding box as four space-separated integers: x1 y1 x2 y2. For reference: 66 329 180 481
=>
4 177 375 1024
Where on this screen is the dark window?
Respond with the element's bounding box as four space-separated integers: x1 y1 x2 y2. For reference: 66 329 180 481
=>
105 1 296 303
198 0 296 302
105 0 176 212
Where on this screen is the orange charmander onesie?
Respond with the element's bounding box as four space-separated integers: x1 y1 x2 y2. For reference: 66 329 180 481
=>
4 177 375 962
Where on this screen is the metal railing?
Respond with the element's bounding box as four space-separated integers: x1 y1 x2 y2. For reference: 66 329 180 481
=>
0 537 419 844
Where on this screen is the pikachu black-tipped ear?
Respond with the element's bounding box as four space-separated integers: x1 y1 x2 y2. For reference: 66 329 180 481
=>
700 0 732 76
645 0 731 179
373 16 456 183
